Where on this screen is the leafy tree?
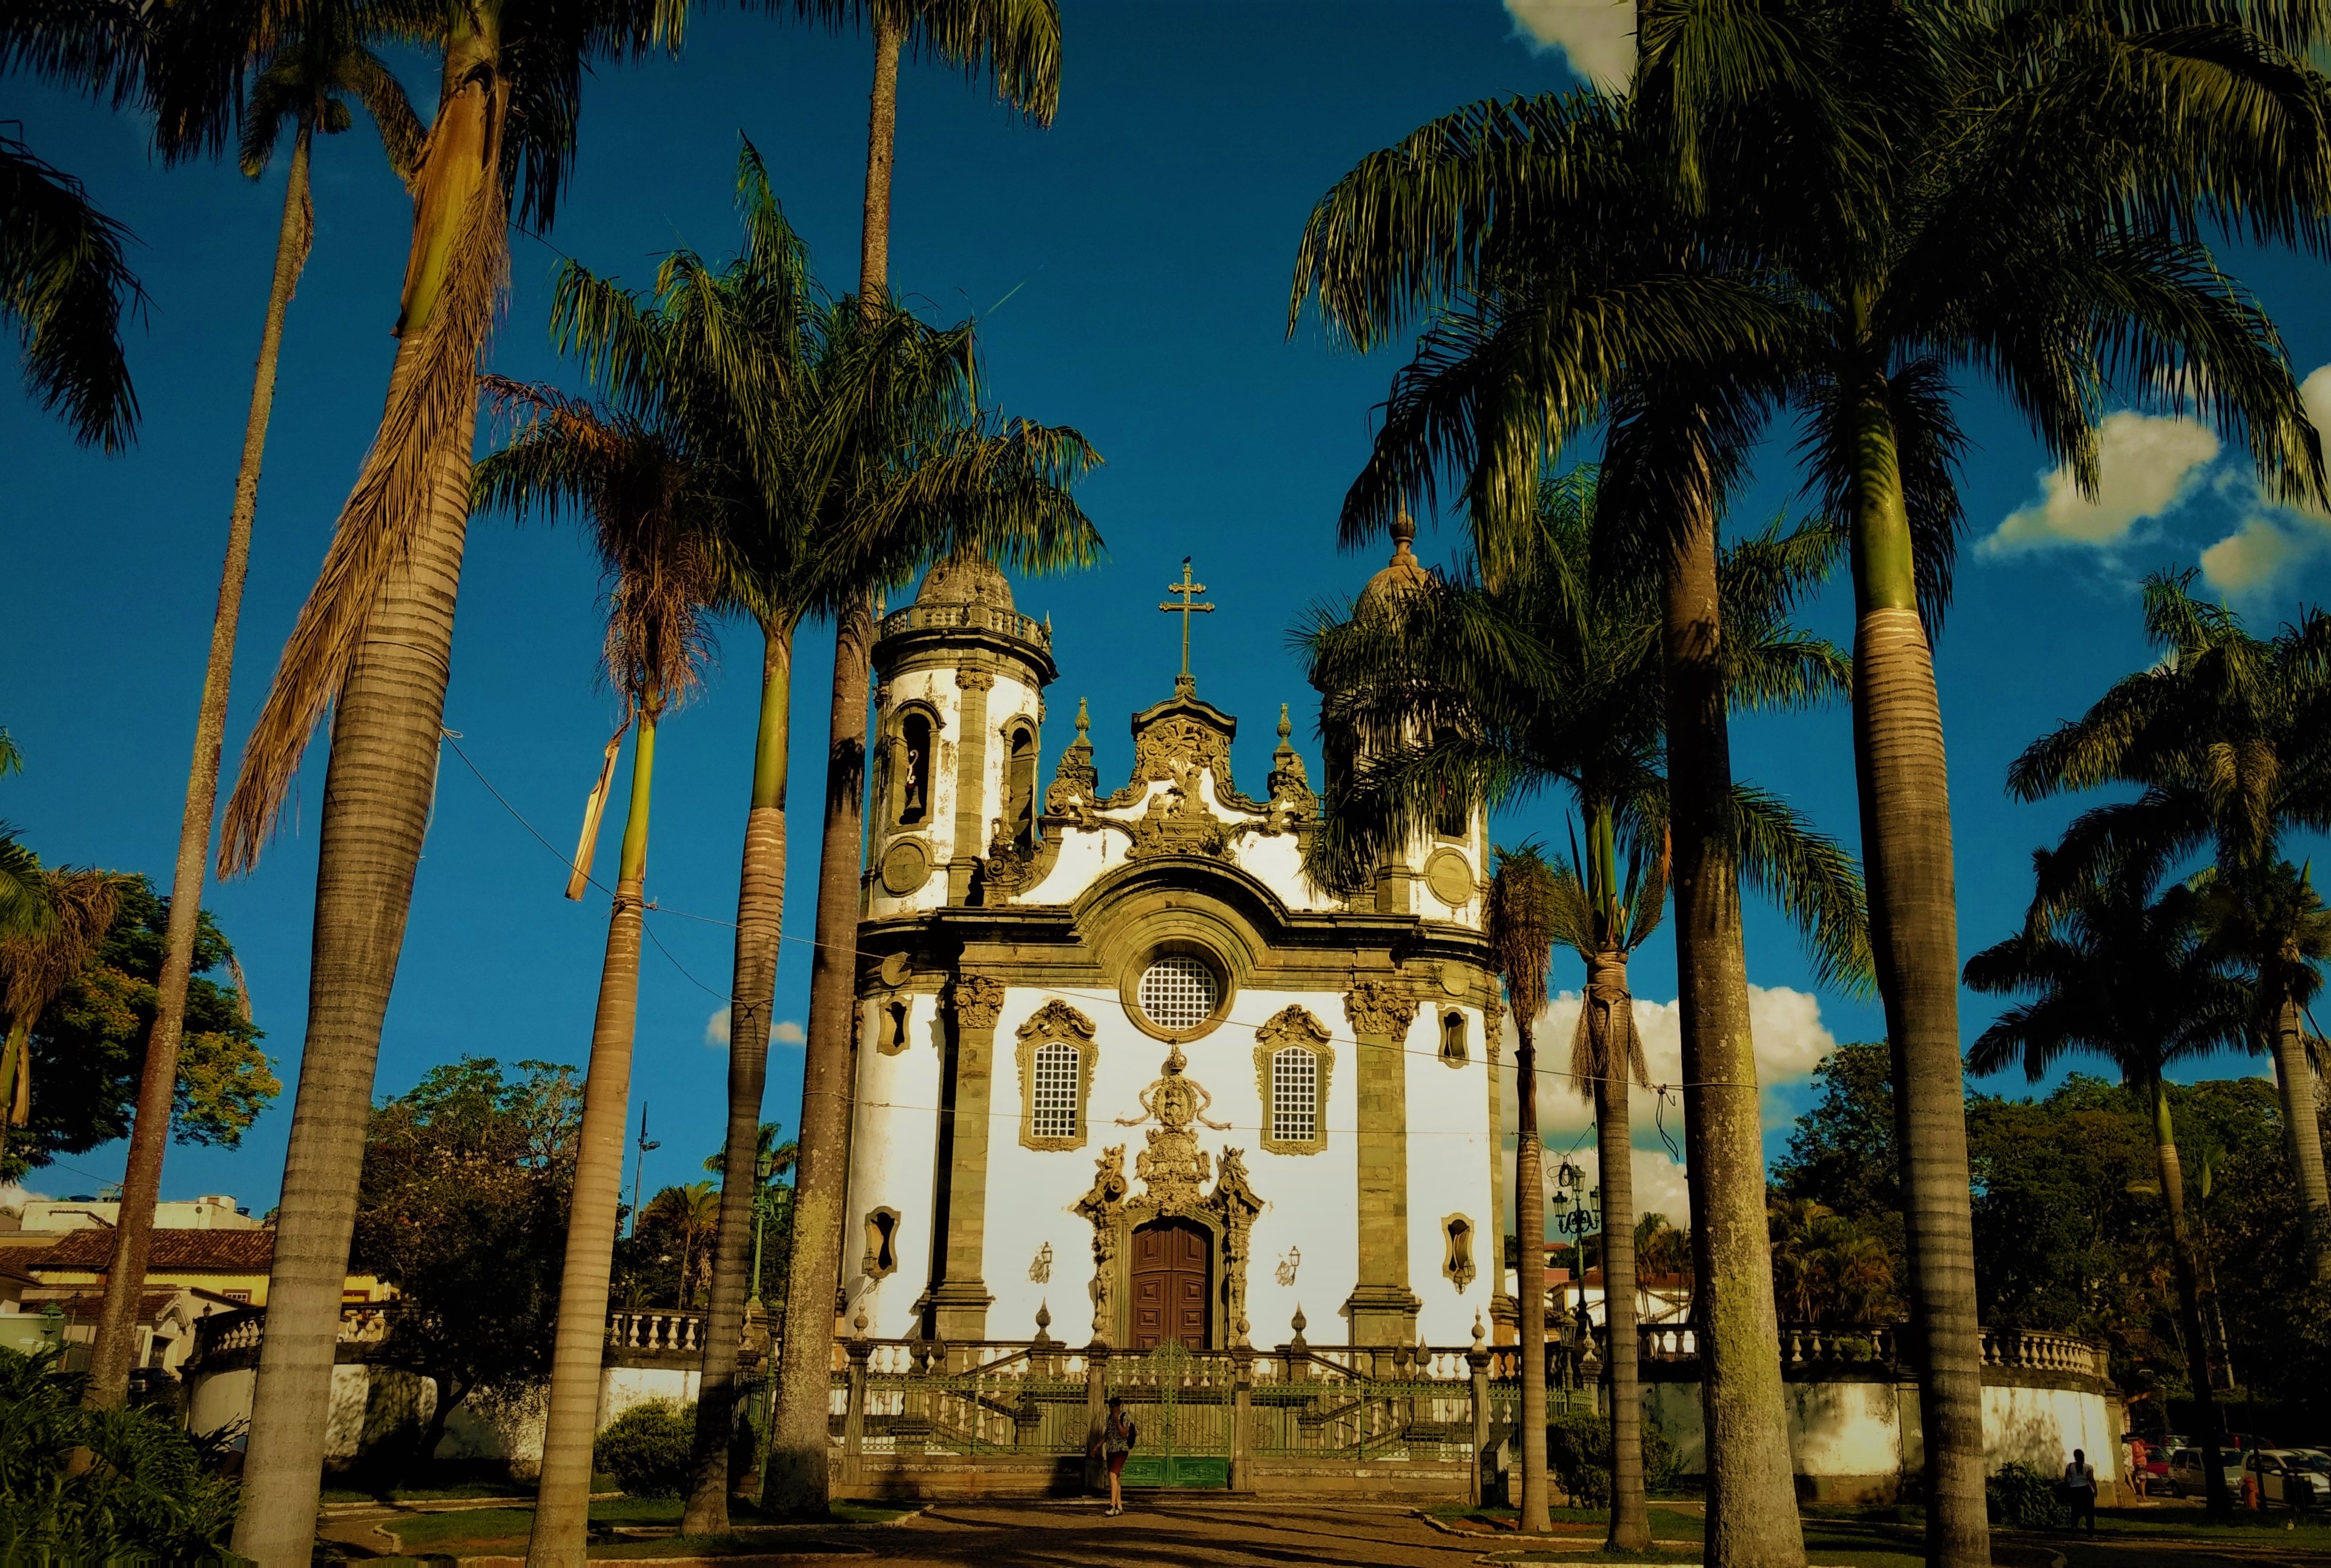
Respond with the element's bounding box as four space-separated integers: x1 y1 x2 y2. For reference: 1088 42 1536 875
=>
1 875 274 1184
86 0 423 1409
1766 1197 1899 1325
1771 1042 1901 1245
352 1056 579 1475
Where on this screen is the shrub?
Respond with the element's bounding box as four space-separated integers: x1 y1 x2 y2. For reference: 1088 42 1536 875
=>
592 1398 695 1498
1987 1462 2071 1529
0 1345 239 1561
1545 1409 1681 1504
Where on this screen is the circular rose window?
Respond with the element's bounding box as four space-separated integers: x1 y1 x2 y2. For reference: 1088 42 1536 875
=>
1137 954 1218 1033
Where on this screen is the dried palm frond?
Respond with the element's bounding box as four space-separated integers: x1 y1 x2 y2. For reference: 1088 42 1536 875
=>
216 171 508 877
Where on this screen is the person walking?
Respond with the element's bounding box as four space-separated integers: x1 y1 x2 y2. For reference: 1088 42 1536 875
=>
2129 1436 2150 1501
1098 1393 1138 1516
2063 1447 2100 1532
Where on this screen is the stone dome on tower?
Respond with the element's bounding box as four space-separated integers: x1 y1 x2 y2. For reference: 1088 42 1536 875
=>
1355 507 1430 617
916 549 1016 613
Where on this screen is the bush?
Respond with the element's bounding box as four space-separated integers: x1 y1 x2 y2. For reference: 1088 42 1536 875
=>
592 1398 695 1498
0 1345 239 1561
1987 1462 2071 1530
1546 1409 1681 1504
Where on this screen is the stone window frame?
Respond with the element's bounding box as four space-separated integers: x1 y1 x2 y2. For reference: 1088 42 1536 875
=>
1014 999 1100 1152
873 993 919 1056
1252 1004 1335 1156
1116 938 1236 1046
1438 1007 1469 1067
863 1206 902 1280
999 713 1040 855
1442 1212 1477 1291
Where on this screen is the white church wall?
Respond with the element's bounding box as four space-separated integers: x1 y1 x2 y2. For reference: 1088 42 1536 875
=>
845 993 947 1337
1231 830 1340 912
1403 1004 1498 1343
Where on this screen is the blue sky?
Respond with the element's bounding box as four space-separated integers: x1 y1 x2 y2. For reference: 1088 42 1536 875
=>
5 0 2326 1216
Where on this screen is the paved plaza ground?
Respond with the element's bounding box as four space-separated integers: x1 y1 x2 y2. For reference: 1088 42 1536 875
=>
311 1493 2331 1567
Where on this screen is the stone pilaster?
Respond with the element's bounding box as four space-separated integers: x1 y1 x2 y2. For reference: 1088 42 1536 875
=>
947 668 994 904
931 973 1004 1339
1484 991 1512 1315
1343 979 1422 1345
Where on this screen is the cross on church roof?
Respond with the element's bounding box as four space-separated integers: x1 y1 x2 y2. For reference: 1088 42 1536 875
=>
1159 557 1214 687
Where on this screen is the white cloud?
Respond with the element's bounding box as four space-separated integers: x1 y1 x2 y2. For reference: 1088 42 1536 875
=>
2200 512 2330 596
2303 363 2331 442
705 1007 808 1047
1495 984 1838 1143
1980 411 2220 557
1504 0 1635 88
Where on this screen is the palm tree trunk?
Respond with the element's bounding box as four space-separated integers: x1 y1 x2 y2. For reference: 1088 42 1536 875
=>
0 1021 25 1173
232 38 504 1561
767 598 873 1515
2147 1074 2230 1520
2270 995 2331 1280
1846 380 1985 1568
767 19 899 1513
87 118 317 1412
686 623 795 1533
1516 1019 1552 1533
230 397 475 1568
1658 432 1804 1568
1590 951 1648 1551
531 706 662 1567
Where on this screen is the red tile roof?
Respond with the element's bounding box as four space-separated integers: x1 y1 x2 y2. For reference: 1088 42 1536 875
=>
24 1229 273 1272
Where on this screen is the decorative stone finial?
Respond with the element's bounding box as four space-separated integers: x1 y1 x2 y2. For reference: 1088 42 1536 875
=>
852 1304 870 1340
1075 696 1089 739
1033 1299 1053 1346
1392 504 1417 552
1289 1304 1308 1349
1472 1311 1487 1354
1277 703 1292 743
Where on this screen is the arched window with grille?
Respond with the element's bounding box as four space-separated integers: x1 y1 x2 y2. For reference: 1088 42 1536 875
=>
1031 1040 1079 1142
1254 1005 1335 1155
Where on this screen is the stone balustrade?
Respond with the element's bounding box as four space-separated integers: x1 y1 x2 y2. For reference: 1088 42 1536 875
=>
876 602 1050 650
187 1302 402 1371
604 1309 708 1355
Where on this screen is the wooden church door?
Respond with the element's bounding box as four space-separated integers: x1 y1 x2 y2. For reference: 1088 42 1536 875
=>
1129 1218 1211 1349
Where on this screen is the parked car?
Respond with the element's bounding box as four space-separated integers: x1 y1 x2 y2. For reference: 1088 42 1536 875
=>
2246 1450 2326 1510
2168 1446 2246 1498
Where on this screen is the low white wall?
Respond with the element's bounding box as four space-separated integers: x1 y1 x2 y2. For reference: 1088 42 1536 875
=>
1645 1375 2125 1503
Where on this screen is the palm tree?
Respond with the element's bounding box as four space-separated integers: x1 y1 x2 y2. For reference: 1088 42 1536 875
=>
772 0 1060 1521
2011 574 2331 1276
1 0 145 448
84 0 423 1413
0 865 122 1173
469 374 718 1562
1303 468 1866 1550
1486 845 1561 1535
202 1 687 1553
1290 80 1819 1565
1965 845 2249 1519
758 328 1099 1522
1292 8 2331 1553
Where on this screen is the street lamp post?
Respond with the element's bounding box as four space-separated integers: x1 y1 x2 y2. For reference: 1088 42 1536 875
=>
1551 1158 1601 1397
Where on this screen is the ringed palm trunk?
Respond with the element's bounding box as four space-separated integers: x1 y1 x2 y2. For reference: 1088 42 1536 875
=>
531 701 664 1566
769 598 875 1512
232 41 506 1564
1516 1016 1552 1533
686 622 795 1532
1657 437 1804 1568
87 116 318 1412
2270 993 2331 1279
1587 948 1649 1551
767 18 899 1516
1845 375 1985 1568
2147 1073 2230 1520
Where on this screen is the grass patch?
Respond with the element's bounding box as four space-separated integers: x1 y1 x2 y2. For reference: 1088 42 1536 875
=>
1430 1503 1707 1538
384 1497 681 1552
376 1495 914 1559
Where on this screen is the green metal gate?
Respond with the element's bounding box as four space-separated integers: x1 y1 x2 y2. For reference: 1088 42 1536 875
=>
1115 1342 1232 1487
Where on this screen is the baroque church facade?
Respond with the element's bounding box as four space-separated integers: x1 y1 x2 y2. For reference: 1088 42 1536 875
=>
838 535 1507 1353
